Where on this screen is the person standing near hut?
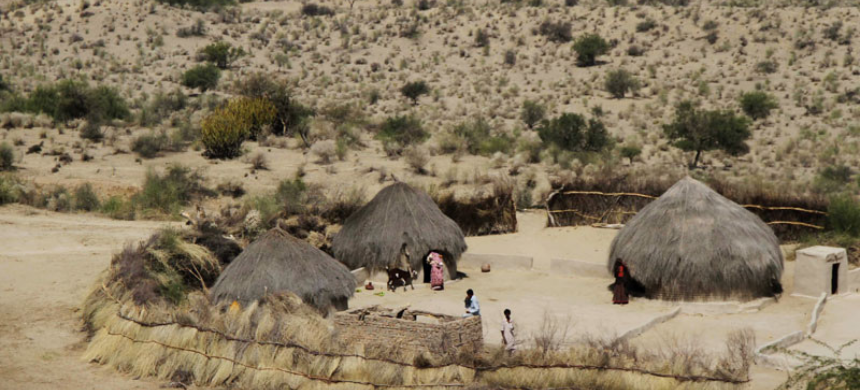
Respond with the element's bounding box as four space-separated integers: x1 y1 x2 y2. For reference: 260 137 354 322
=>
463 289 480 317
612 259 629 305
501 309 516 353
428 252 445 291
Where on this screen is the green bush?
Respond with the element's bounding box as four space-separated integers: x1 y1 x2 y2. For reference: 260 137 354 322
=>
739 91 778 120
828 194 860 237
199 42 246 69
538 113 611 153
0 75 9 92
73 183 100 211
573 34 610 67
5 79 129 123
377 115 428 146
233 73 315 140
0 142 13 171
813 164 853 194
200 105 246 159
538 20 572 43
101 196 135 220
636 19 657 33
0 174 21 205
401 81 429 105
452 118 513 156
521 100 545 129
475 29 490 48
301 3 334 16
182 63 221 92
132 131 171 159
138 89 187 127
604 69 641 99
755 60 778 74
80 120 104 142
154 0 234 10
132 165 213 216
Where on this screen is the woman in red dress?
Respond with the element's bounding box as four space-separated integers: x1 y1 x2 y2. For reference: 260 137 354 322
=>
612 260 629 305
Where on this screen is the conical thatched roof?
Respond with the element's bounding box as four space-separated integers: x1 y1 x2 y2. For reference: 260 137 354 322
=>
210 229 356 311
607 177 784 300
332 182 467 277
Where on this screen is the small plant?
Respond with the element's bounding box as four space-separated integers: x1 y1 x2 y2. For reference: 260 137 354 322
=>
401 81 429 105
521 100 545 129
80 120 104 142
247 152 269 170
822 21 843 42
301 3 334 16
182 63 221 92
636 19 657 33
154 0 234 10
755 59 778 74
225 97 276 140
619 145 641 164
132 131 170 158
663 100 752 168
604 69 641 99
813 164 853 194
503 50 516 66
538 20 572 43
73 183 100 211
702 20 718 31
739 91 779 120
474 29 489 48
404 145 430 174
0 142 14 171
176 18 206 37
377 115 428 147
199 41 246 69
573 33 610 67
311 140 336 164
132 165 213 217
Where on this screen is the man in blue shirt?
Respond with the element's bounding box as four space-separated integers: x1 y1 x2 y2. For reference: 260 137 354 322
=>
463 289 480 317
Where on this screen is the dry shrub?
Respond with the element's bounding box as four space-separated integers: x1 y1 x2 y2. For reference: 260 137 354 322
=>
311 140 336 164
404 145 430 174
246 151 268 170
532 310 571 356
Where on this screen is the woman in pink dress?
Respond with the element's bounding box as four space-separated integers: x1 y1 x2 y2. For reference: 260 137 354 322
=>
428 252 445 291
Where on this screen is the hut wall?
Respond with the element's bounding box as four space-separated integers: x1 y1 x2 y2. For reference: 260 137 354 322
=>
334 310 483 354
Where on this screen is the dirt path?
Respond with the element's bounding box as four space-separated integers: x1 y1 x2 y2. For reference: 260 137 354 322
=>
0 205 177 390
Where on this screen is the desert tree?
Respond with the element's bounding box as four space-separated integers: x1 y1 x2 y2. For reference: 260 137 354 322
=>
401 81 429 105
663 100 752 169
619 145 642 164
199 41 246 69
573 33 610 67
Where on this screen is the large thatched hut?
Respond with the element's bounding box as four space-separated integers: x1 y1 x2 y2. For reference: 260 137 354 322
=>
607 177 784 301
210 228 356 312
332 182 467 281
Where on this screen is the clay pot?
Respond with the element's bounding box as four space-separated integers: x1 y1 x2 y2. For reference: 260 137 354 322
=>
481 264 491 273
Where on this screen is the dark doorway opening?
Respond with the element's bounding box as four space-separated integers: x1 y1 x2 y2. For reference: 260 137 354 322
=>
831 263 840 294
423 258 432 283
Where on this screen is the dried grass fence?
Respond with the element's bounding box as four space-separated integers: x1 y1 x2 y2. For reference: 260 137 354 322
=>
84 278 749 390
546 176 828 241
435 186 518 237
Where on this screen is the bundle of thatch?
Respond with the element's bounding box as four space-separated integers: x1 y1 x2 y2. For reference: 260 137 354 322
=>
608 177 784 301
332 182 467 279
210 228 356 313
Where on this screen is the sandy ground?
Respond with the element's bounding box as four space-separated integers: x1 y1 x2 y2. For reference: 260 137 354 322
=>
0 205 181 390
0 207 854 390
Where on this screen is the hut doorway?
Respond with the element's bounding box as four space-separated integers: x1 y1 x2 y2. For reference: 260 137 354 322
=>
831 263 840 294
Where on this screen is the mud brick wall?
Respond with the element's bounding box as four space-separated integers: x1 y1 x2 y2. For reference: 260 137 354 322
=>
334 313 483 355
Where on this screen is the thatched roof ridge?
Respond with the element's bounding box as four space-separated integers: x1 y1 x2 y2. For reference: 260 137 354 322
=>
210 228 355 310
608 177 784 300
332 182 467 275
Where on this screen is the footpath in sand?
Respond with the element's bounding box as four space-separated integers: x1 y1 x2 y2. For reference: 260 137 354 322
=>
0 205 178 390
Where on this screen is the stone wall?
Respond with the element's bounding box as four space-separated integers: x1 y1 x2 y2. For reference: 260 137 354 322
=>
334 308 483 355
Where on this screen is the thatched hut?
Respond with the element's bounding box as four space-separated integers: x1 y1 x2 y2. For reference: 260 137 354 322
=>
210 228 356 312
607 177 784 301
332 182 467 281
